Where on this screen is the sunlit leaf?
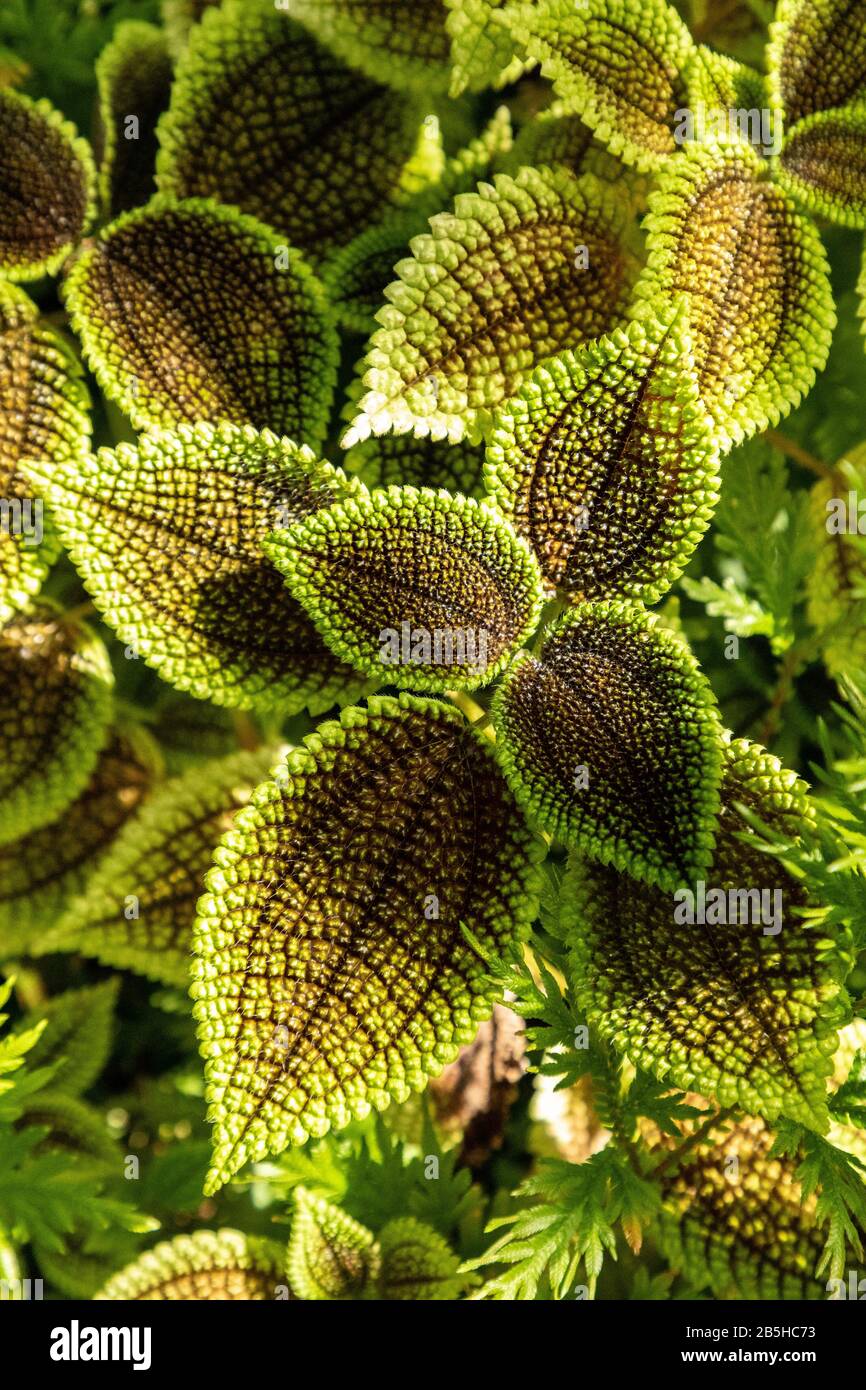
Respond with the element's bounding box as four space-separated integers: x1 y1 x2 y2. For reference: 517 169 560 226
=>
289 0 452 93
767 0 866 128
567 738 840 1129
445 0 527 97
63 197 339 448
0 282 91 625
24 422 368 713
288 1189 378 1300
0 86 95 281
40 745 283 988
776 109 866 229
155 0 430 257
0 605 113 847
95 21 173 219
344 166 642 446
192 693 544 1191
504 0 695 171
97 1229 289 1300
266 485 544 693
492 599 723 890
484 301 720 601
377 1216 467 1299
633 138 835 449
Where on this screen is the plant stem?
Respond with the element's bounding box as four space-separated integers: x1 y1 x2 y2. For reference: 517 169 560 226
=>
447 689 496 741
764 430 837 482
649 1106 737 1179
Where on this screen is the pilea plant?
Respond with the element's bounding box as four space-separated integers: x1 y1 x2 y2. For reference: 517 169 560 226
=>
0 0 865 1307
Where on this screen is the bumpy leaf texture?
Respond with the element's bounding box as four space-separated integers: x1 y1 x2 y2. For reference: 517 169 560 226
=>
24 423 368 713
0 87 95 280
289 0 452 93
267 485 544 693
767 0 866 128
776 110 866 230
346 433 486 498
162 0 220 59
492 600 723 891
155 0 431 258
651 1112 829 1298
344 166 642 445
288 1189 378 1300
0 283 91 625
97 1229 288 1300
484 302 720 601
192 694 544 1192
0 726 159 957
634 138 835 449
566 739 840 1128
445 0 527 96
63 198 338 448
377 1217 467 1299
95 21 174 218
682 48 769 118
806 447 866 678
505 0 694 171
40 746 282 988
0 606 113 847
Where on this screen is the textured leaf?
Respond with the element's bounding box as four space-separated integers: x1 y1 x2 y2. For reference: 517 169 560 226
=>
24 423 368 713
266 486 544 693
505 105 594 175
566 738 840 1129
346 432 486 497
0 87 95 280
484 302 720 602
289 0 451 93
377 1216 466 1299
63 197 339 448
155 0 430 258
776 109 866 229
505 0 694 172
806 447 866 678
767 0 866 128
0 606 113 847
40 746 282 988
12 982 119 1099
288 1189 378 1300
633 138 835 449
162 0 220 58
492 600 723 890
0 725 159 959
153 692 236 774
344 166 642 446
95 21 173 219
445 0 527 97
320 108 513 336
0 282 91 625
97 1229 288 1300
651 1112 829 1298
192 694 544 1191
682 47 769 121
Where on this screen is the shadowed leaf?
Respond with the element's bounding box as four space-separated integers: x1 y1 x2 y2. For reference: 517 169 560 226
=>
64 197 339 448
567 738 840 1129
633 138 835 449
23 423 369 714
97 1229 288 1300
265 486 544 693
192 694 544 1191
14 982 120 1098
95 21 174 219
767 0 866 128
346 432 486 497
378 1217 467 1298
777 109 866 229
344 166 642 446
492 600 723 890
806 447 866 678
289 0 451 93
484 303 720 601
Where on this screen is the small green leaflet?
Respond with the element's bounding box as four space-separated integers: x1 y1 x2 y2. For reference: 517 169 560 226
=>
266 485 544 694
633 138 835 450
95 21 173 219
97 1228 289 1300
24 423 369 714
288 1189 378 1300
0 282 91 625
63 197 339 449
484 302 720 602
192 694 544 1192
155 0 431 258
288 0 452 94
776 109 866 230
0 606 113 848
504 0 695 172
12 981 119 1099
492 599 723 891
445 0 527 97
0 87 95 280
40 745 283 988
767 0 866 129
566 738 841 1130
343 165 642 446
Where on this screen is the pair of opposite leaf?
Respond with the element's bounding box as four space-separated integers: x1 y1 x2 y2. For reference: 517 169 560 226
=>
97 1193 466 1301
